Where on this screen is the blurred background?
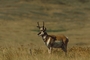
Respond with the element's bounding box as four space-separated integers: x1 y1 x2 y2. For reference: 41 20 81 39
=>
0 0 90 48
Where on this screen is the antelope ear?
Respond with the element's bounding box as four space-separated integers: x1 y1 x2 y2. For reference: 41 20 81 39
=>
37 26 40 28
44 27 47 31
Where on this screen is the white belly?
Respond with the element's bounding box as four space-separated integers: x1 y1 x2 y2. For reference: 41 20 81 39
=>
52 41 63 48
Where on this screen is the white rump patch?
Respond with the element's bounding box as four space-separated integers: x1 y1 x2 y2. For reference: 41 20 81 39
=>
66 36 68 39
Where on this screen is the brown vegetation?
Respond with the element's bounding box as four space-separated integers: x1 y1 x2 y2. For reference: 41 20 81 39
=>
0 45 90 60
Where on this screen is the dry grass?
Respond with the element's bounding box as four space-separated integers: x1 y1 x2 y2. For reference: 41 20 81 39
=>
0 45 90 60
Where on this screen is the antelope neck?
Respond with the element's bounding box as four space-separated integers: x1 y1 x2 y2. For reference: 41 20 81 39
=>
41 32 48 37
42 33 49 42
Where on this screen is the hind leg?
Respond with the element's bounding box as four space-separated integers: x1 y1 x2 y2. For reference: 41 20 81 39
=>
61 44 67 56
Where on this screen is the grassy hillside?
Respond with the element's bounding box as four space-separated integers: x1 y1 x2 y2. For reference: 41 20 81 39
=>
0 0 90 60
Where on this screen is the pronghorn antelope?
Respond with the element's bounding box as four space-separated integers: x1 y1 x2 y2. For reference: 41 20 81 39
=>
37 22 69 55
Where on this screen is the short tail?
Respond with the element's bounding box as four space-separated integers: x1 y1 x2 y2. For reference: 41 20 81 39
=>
66 37 69 42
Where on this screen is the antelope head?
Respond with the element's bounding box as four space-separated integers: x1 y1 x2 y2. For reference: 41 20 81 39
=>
37 22 46 31
37 22 47 36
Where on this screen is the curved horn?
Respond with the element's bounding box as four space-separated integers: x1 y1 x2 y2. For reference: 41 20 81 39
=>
37 22 40 28
43 21 44 29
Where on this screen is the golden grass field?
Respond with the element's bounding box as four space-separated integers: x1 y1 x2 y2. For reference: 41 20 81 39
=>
0 0 90 60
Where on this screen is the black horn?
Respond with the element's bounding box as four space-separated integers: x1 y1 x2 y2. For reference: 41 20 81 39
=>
43 21 45 30
37 22 40 28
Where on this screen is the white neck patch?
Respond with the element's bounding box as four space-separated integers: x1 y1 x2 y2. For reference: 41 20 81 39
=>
46 37 51 46
43 35 47 40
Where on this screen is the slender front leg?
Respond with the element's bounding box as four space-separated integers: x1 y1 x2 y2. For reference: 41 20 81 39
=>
48 47 52 54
